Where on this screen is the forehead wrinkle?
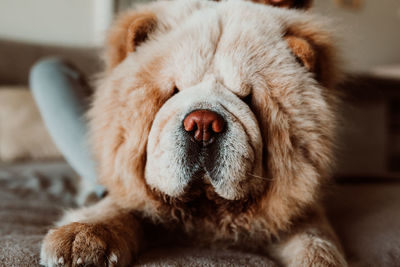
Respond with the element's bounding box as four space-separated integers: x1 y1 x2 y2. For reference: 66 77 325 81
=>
212 33 256 98
172 8 222 90
206 14 223 79
205 16 252 99
212 9 291 98
191 13 224 87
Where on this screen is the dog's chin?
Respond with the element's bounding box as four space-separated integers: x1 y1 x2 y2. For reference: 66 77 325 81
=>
146 158 261 202
148 170 251 204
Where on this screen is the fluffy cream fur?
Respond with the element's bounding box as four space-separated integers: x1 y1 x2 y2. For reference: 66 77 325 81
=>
40 1 346 266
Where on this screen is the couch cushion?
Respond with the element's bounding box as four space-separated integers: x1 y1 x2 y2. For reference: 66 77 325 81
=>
0 88 61 162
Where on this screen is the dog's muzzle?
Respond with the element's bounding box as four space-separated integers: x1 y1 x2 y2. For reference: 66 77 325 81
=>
145 79 264 200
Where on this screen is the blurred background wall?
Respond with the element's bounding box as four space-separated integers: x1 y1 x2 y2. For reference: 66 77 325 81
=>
0 0 114 47
314 0 400 73
0 0 399 72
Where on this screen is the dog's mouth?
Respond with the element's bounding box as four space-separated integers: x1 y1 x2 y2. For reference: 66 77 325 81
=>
182 121 229 186
146 119 260 201
150 170 257 212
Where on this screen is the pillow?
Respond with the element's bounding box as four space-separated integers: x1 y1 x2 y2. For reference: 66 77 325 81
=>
0 87 61 162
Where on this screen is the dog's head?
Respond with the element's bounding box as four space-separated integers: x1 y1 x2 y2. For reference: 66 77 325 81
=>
89 0 339 219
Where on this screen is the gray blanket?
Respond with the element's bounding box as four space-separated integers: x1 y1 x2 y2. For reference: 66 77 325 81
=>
0 161 399 266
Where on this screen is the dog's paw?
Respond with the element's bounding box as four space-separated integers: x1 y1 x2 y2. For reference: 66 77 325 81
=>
292 237 347 267
40 222 131 267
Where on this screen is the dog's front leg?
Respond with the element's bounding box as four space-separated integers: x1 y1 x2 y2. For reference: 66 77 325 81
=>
40 197 142 267
268 211 347 267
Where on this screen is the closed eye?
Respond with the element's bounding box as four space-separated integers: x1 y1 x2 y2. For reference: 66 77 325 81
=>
242 93 252 106
172 86 179 96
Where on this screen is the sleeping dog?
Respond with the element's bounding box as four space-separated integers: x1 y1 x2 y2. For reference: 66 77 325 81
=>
41 0 346 266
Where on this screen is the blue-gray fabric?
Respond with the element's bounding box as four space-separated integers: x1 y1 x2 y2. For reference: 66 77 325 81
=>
29 58 105 197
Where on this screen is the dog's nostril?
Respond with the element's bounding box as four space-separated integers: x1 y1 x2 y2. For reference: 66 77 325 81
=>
184 117 196 132
183 109 225 144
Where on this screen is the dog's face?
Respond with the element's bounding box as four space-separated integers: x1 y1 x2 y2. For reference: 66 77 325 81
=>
146 77 263 200
90 0 338 210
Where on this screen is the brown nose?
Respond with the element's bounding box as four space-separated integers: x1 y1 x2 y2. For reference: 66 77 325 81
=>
183 109 225 145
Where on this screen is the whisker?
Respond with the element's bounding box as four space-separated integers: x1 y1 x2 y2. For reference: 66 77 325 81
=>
247 173 275 181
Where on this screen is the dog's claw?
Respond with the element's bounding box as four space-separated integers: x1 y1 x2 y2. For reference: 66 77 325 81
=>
57 257 64 265
109 252 118 266
76 257 83 265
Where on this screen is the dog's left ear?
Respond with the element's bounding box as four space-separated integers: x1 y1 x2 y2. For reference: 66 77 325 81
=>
284 25 338 87
285 36 316 72
250 0 313 9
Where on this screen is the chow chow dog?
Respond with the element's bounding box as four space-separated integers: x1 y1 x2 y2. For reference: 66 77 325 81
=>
40 0 347 266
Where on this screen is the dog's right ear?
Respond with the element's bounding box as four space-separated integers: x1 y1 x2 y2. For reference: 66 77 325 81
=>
105 11 157 70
